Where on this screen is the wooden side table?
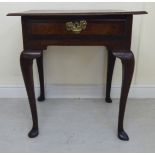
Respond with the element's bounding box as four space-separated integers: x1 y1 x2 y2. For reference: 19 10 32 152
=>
7 10 147 141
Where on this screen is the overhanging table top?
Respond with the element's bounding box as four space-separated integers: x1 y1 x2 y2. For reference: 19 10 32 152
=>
7 10 147 16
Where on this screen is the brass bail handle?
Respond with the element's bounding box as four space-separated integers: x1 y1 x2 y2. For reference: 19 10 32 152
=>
66 20 87 34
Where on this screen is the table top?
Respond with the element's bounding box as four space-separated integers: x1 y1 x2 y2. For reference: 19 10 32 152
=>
7 10 147 16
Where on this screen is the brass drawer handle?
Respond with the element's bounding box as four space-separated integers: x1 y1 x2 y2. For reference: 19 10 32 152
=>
66 20 87 34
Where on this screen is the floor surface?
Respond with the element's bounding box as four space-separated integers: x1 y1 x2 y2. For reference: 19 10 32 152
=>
0 98 155 152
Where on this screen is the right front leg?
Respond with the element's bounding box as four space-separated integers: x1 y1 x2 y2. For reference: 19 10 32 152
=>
20 51 41 138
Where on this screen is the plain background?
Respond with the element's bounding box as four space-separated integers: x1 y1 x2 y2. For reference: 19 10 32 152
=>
0 2 154 98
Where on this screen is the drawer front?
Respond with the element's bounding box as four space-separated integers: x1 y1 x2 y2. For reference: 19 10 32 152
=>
28 19 127 37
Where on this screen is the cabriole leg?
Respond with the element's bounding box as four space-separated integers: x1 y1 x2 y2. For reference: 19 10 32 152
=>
20 51 42 138
36 52 45 101
112 50 135 141
105 48 116 103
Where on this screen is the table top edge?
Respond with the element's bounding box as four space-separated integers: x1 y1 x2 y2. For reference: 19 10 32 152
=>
7 10 148 16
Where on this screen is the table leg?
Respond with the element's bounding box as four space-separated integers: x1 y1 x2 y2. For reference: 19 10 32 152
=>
112 50 135 141
105 48 116 103
36 52 45 101
20 51 41 138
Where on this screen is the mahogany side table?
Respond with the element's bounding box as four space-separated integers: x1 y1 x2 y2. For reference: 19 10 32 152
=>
7 10 147 141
